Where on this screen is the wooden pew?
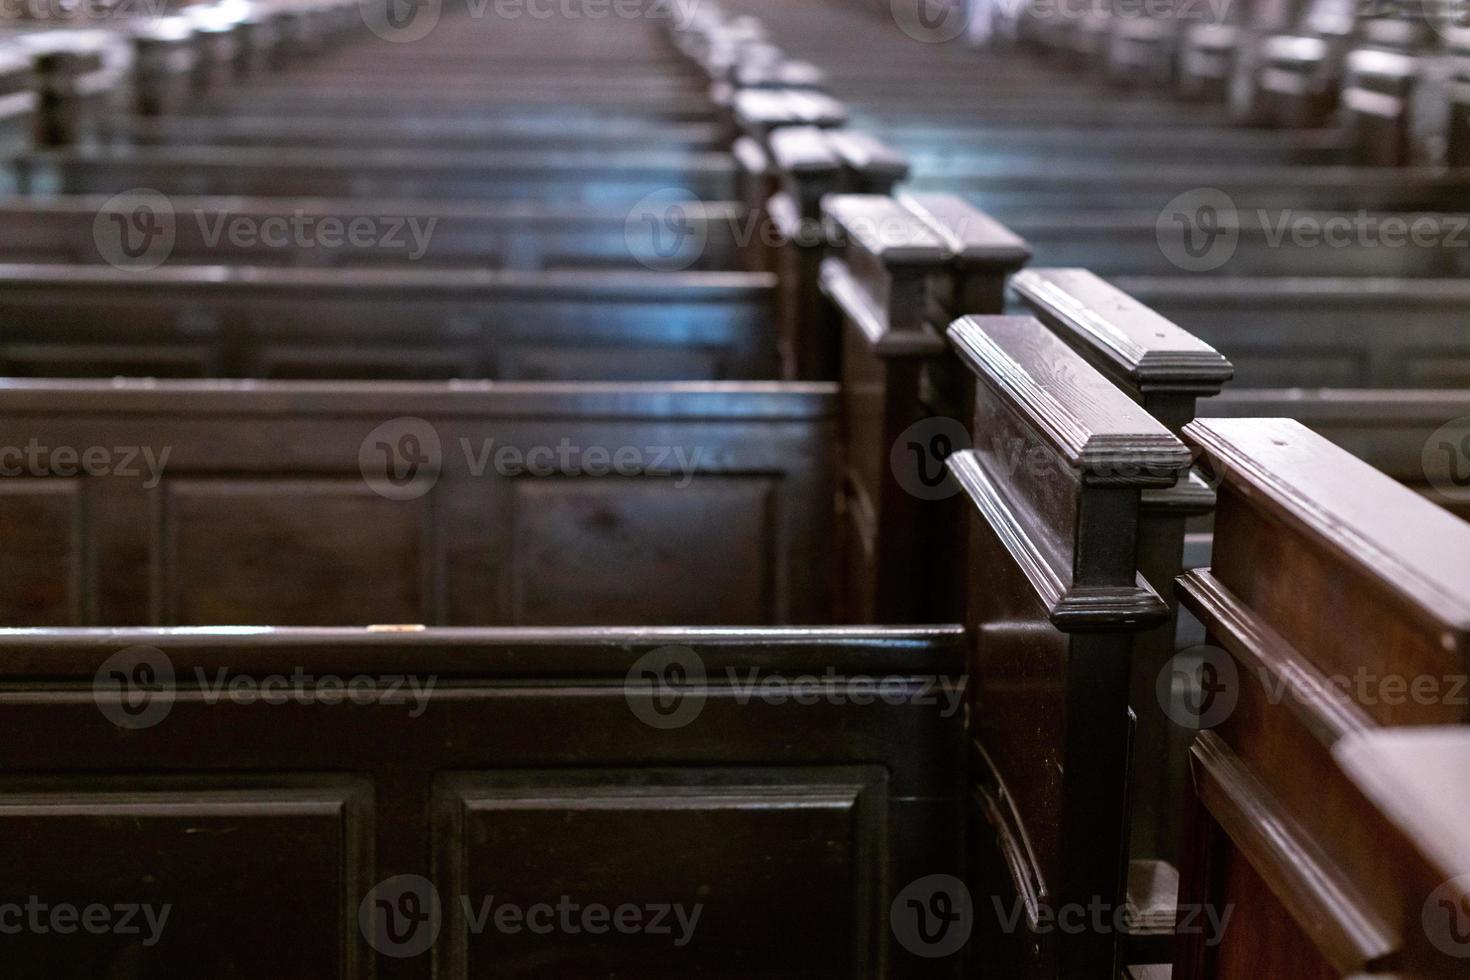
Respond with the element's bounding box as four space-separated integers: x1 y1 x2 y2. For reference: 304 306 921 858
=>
0 379 836 626
0 624 965 976
901 165 1470 218
1173 417 1470 979
1005 210 1470 279
1107 277 1470 389
821 193 1030 621
0 48 34 160
0 197 749 272
9 146 737 203
944 313 1192 978
760 126 907 378
113 115 729 152
898 125 1352 167
0 265 777 380
6 29 130 147
1007 269 1470 519
1201 388 1470 520
1008 267 1234 878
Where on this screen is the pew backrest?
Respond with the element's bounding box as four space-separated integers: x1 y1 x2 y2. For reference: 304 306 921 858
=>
0 380 836 626
0 624 964 975
0 265 777 381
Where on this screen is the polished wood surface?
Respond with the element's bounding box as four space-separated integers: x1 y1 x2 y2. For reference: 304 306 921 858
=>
2 0 1469 975
1175 418 1470 980
947 314 1190 978
0 625 965 977
0 265 778 380
0 380 837 626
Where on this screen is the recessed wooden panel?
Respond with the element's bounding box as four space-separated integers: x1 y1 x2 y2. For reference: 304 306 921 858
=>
157 478 432 625
510 476 776 624
0 479 82 625
0 776 372 979
433 768 885 978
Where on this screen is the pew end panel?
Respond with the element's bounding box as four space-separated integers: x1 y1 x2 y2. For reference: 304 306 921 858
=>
767 126 844 380
822 193 1030 623
898 191 1032 324
821 194 950 624
946 315 1190 979
1011 267 1234 878
14 30 130 149
1173 418 1470 980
